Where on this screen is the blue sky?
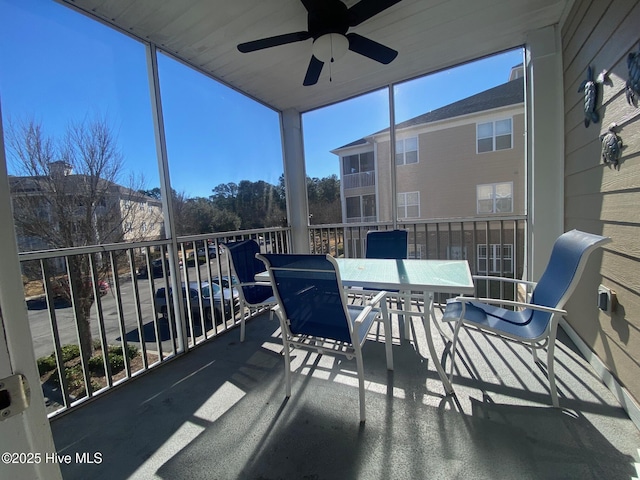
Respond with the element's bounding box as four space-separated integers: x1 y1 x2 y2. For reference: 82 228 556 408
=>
0 0 523 198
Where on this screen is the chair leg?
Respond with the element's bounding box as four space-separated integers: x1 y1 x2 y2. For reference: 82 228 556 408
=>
381 302 394 370
547 330 559 408
448 310 465 383
239 300 246 342
355 348 366 423
283 337 292 398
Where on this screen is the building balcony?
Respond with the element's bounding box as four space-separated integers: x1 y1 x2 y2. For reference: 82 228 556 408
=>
343 171 376 189
16 220 640 479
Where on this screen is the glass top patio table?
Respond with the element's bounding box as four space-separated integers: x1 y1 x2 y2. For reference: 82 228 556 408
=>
256 257 474 396
255 258 474 294
333 258 474 294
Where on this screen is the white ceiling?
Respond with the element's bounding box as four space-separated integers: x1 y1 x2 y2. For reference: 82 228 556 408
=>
59 0 570 113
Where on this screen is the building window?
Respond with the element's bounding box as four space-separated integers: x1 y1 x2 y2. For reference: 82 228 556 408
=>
346 194 376 222
342 151 375 189
477 244 513 274
343 151 374 175
395 137 418 165
477 118 512 153
477 182 513 214
397 191 419 219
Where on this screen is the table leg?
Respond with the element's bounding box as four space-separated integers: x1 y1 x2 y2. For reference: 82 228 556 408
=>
400 290 410 341
422 291 455 395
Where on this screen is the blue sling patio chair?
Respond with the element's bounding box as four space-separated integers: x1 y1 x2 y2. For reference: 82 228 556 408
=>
223 240 277 342
365 229 408 260
442 229 611 407
256 253 394 423
364 229 411 337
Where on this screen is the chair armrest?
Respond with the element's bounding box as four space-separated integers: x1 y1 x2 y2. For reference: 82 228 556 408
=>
365 290 387 307
355 290 388 327
236 281 269 288
452 296 567 315
472 275 537 288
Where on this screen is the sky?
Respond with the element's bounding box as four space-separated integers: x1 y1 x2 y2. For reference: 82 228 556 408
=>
0 0 523 198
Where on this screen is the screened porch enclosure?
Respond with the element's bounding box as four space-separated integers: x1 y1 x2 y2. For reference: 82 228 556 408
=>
2 1 640 479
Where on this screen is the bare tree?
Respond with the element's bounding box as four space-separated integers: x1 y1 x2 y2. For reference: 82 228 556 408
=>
7 116 157 361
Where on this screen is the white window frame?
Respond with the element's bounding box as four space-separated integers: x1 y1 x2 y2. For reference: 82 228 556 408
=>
342 151 375 175
395 136 419 165
477 244 513 274
476 118 513 153
345 194 377 222
397 191 420 219
476 182 513 214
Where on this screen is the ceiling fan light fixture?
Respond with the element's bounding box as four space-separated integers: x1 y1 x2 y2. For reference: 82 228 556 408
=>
312 33 349 63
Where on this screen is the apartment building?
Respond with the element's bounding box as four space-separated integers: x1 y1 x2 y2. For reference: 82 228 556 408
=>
9 165 163 253
333 68 525 224
333 67 525 271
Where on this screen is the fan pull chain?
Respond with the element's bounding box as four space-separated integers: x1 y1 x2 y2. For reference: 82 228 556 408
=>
329 37 335 82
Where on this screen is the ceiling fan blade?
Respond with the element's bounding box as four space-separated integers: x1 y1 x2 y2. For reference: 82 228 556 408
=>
238 31 311 53
347 33 397 64
300 0 323 13
303 55 324 86
348 0 403 27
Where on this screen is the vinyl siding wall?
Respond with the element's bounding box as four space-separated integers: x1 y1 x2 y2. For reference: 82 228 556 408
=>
562 0 640 403
372 108 525 221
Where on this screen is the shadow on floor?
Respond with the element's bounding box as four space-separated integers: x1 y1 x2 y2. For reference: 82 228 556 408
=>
50 314 640 480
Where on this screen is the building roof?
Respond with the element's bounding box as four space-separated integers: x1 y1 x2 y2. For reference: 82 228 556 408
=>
334 76 524 151
9 174 162 205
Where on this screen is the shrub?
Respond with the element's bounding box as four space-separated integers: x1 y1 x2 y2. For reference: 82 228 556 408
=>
108 353 125 373
37 355 57 375
87 352 126 375
109 344 138 359
61 344 80 362
64 364 85 391
87 355 105 375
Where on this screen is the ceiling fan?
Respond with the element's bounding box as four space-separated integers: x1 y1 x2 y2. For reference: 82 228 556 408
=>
237 0 402 86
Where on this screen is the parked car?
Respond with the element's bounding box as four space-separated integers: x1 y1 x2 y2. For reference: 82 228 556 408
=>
52 276 109 300
137 258 170 279
155 281 239 324
196 244 218 258
211 275 238 289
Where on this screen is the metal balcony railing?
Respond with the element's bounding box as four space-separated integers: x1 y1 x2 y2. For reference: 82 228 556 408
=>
22 217 525 418
309 215 527 303
20 226 291 417
343 171 375 189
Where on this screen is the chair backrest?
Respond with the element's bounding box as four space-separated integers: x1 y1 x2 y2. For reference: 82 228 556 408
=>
223 240 273 304
527 230 611 326
257 254 352 343
365 229 408 259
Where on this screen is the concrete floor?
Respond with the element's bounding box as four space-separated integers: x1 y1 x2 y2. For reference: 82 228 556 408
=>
51 310 640 480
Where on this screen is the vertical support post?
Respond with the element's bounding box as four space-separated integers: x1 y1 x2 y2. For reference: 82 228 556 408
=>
388 86 398 230
0 100 63 480
281 109 310 254
145 43 186 352
525 25 564 281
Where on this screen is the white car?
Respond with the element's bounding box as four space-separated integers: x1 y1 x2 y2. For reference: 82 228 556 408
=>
155 281 239 323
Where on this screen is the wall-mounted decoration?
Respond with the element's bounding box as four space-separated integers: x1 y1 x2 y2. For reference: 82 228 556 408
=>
578 66 604 127
601 123 623 169
626 43 640 107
